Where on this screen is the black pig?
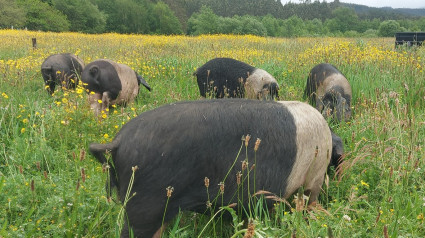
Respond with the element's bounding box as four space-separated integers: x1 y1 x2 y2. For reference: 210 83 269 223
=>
304 63 352 121
194 58 279 99
90 99 333 237
41 53 84 94
81 59 151 115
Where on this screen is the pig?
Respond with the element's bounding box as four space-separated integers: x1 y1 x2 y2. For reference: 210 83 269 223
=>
41 53 84 94
81 59 151 115
194 58 279 99
90 99 333 237
330 131 344 168
304 63 352 121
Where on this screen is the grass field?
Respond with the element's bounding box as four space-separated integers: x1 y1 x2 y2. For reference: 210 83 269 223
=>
0 29 424 237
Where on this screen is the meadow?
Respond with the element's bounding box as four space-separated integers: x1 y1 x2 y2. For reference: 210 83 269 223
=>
0 29 424 237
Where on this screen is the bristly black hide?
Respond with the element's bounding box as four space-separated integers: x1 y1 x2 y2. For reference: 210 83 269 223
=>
90 99 332 237
81 60 122 100
304 63 352 122
194 58 256 98
41 53 84 94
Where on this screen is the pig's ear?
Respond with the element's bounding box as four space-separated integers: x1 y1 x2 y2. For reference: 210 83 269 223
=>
89 66 100 84
89 65 99 77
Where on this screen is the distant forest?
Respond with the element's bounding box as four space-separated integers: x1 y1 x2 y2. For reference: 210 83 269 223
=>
1 0 425 37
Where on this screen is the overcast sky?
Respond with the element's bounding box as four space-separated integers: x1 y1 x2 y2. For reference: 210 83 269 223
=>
280 0 425 9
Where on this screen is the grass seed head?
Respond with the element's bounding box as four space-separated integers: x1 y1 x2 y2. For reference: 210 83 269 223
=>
245 134 251 147
254 138 261 151
242 160 248 171
236 171 242 185
79 150 85 161
219 182 225 194
204 177 209 188
383 225 389 238
30 179 35 192
81 168 86 183
166 186 174 198
243 219 255 238
102 163 110 173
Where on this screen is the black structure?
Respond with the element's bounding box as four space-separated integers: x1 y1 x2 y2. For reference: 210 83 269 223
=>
395 32 425 46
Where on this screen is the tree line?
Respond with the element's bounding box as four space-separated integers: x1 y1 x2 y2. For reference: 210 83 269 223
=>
1 0 425 37
1 0 183 34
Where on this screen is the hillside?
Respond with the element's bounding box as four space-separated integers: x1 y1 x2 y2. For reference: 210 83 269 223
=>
395 8 425 17
3 0 424 35
342 3 425 19
161 0 425 23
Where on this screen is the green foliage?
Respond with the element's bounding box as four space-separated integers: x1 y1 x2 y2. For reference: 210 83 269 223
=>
183 0 284 19
96 0 152 34
17 0 70 32
418 18 425 31
3 0 425 36
305 18 327 36
0 0 26 29
188 7 268 36
52 0 106 33
152 1 183 35
281 15 306 37
185 4 424 38
362 29 378 37
94 0 183 35
234 15 267 36
261 14 282 37
217 17 242 34
328 7 359 33
187 6 220 35
378 20 402 37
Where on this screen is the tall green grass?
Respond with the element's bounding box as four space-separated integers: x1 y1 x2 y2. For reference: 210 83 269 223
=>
0 31 424 237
